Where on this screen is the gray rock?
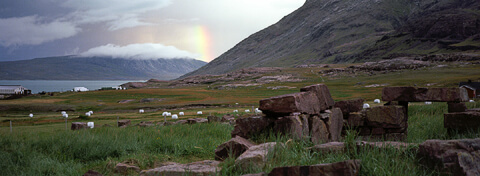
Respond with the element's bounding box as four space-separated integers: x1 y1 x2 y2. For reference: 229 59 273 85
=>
71 122 88 130
140 160 221 176
118 120 131 127
235 142 278 170
115 163 140 174
215 136 256 161
382 87 469 102
268 159 361 176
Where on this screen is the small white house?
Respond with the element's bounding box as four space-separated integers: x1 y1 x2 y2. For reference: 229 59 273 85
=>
73 87 89 92
0 85 31 95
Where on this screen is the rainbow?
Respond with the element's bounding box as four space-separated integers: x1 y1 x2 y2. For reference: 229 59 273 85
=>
194 26 213 62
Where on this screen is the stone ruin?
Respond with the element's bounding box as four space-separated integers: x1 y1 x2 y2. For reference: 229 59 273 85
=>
231 84 342 144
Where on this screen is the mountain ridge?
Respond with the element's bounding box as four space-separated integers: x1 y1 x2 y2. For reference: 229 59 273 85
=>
182 0 480 78
0 56 206 80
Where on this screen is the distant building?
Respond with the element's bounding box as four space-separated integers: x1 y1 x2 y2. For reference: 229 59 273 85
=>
460 80 480 98
0 85 31 95
73 87 89 92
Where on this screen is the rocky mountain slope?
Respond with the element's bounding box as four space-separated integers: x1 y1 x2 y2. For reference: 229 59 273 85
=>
183 0 480 77
0 56 206 80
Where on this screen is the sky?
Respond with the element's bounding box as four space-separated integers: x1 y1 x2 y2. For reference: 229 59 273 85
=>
0 0 305 62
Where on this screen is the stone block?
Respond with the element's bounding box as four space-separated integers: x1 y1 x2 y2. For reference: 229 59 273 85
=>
326 108 343 142
274 116 304 140
231 116 274 139
346 112 365 127
300 84 335 110
447 102 467 113
309 115 329 144
235 142 278 170
365 106 406 129
382 87 469 102
334 98 364 118
444 111 480 129
259 91 322 115
139 160 221 176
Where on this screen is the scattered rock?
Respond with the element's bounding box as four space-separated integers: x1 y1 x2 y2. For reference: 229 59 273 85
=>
235 142 278 170
117 120 131 127
221 114 235 122
115 163 140 174
382 87 469 102
118 99 135 104
187 118 208 124
215 136 256 161
208 115 222 123
174 120 188 125
138 121 154 127
140 98 161 103
308 142 346 153
140 160 221 176
418 138 480 176
71 122 88 130
83 170 103 176
268 159 361 176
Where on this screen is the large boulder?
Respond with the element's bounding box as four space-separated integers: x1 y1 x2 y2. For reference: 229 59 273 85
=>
231 116 274 139
71 122 88 130
382 87 469 102
268 160 361 176
444 111 480 129
235 142 278 170
140 160 221 176
418 138 480 176
365 106 406 129
334 98 364 118
215 136 256 161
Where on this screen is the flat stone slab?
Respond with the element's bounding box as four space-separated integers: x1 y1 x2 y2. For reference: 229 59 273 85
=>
140 160 221 176
300 84 335 110
382 87 469 102
334 98 364 118
444 111 480 129
268 160 361 176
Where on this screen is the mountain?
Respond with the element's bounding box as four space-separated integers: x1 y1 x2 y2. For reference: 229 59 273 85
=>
183 0 480 77
0 56 207 80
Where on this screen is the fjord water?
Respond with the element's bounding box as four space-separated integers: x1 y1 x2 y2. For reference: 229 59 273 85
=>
0 80 144 93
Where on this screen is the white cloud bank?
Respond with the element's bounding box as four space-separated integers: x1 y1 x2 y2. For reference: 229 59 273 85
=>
80 43 200 60
0 16 79 47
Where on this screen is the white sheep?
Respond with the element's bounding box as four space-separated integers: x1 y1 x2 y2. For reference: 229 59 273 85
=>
61 111 66 115
425 102 432 105
233 110 239 113
29 113 33 118
245 109 251 113
197 111 203 115
63 114 68 118
167 112 172 116
85 112 91 117
255 108 262 113
139 109 145 113
87 122 94 129
172 114 179 119
88 111 93 114
162 112 168 116
470 100 475 103
179 112 185 116
363 103 370 109
374 99 381 104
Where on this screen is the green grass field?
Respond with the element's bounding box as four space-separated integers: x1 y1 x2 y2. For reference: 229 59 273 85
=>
1 64 479 175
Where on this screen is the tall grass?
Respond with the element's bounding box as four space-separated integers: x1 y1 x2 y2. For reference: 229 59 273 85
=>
0 123 232 176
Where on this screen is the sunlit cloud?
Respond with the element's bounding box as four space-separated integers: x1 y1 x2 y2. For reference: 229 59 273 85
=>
80 43 200 60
